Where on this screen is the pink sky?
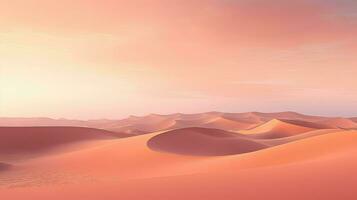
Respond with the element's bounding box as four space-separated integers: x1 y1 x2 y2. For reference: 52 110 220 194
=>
1 0 357 119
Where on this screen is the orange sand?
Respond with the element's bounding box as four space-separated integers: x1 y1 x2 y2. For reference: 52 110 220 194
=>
1 112 357 200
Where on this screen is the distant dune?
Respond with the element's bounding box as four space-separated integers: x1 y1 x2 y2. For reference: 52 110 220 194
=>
0 111 353 135
316 118 357 129
199 116 257 131
147 127 268 156
239 119 316 139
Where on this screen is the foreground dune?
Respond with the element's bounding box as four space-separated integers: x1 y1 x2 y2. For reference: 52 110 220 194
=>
146 126 339 156
0 129 356 200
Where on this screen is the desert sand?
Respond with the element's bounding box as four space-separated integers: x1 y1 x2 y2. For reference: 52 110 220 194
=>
147 127 268 156
0 127 127 161
239 119 316 138
1 112 357 200
315 118 357 129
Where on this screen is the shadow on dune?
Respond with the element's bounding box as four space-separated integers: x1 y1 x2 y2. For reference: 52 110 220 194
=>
0 163 11 171
147 121 337 156
147 128 268 156
0 127 128 155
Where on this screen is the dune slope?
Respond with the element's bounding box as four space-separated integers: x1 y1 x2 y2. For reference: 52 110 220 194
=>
0 130 357 200
200 117 257 131
240 119 317 139
0 127 124 155
147 128 268 156
316 118 357 129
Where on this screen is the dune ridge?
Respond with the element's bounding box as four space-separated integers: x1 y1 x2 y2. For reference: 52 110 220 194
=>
239 119 316 139
316 118 357 129
146 124 338 156
0 111 341 134
199 116 257 131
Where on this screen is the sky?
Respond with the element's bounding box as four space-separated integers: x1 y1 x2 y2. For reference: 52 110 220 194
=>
1 0 357 119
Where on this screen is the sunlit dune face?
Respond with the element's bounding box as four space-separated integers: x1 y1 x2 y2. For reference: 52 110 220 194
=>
1 0 357 119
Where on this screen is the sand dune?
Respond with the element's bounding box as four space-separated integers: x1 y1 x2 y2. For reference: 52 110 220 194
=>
172 113 223 128
175 112 222 121
146 126 337 156
0 129 356 200
222 130 357 169
0 127 125 161
130 118 177 132
226 111 328 122
256 129 338 146
316 118 357 129
106 119 176 135
100 114 179 134
199 117 257 131
1 112 357 199
115 112 341 133
105 125 149 135
0 130 200 185
278 119 333 129
221 112 265 124
239 119 316 139
0 112 350 135
147 128 268 156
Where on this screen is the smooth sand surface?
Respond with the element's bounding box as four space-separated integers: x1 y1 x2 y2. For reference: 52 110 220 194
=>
316 118 357 129
239 119 316 138
147 127 268 156
256 129 339 146
0 130 356 200
1 113 357 199
0 127 127 162
199 117 257 131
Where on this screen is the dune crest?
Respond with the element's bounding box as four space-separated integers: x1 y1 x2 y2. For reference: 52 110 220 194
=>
239 119 316 139
199 116 257 131
1 112 352 135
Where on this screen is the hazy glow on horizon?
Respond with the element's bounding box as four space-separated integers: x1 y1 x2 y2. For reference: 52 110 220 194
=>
1 0 357 119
